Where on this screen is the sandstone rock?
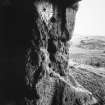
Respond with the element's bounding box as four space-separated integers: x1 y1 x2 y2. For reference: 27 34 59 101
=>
25 0 98 105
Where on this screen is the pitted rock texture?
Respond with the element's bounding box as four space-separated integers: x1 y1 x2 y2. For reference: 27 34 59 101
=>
25 0 98 105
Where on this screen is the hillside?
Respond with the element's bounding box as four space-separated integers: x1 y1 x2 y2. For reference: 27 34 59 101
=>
70 36 105 68
68 36 105 104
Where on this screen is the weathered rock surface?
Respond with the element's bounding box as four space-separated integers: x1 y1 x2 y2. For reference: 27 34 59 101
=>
25 0 100 105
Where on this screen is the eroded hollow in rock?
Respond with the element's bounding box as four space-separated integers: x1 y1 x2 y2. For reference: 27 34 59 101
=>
47 39 57 62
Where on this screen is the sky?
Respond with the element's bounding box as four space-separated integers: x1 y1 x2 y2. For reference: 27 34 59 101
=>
73 0 105 37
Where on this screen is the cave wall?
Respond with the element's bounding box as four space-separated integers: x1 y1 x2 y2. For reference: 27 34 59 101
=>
25 0 97 105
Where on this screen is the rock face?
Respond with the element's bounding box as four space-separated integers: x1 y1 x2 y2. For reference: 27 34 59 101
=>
25 0 97 105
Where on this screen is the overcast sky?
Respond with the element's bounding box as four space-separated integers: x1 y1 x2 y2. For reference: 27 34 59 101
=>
73 0 105 37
